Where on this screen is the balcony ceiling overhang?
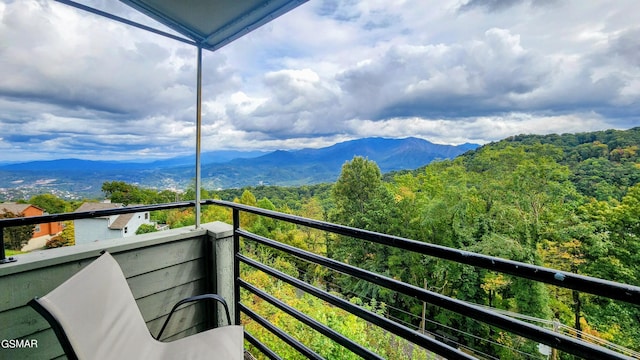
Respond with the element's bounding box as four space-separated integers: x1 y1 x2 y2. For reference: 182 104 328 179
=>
51 0 308 229
119 0 308 51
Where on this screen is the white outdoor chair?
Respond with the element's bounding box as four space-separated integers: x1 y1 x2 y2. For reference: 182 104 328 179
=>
29 251 243 360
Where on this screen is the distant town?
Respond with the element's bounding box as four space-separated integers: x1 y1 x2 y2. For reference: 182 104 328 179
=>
0 137 477 201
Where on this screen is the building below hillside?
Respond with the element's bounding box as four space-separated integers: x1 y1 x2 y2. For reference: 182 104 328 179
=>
74 202 153 244
0 203 63 242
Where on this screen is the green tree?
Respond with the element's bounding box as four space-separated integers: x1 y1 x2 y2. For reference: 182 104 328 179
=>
236 190 258 229
241 261 435 360
297 197 327 255
135 223 158 235
46 221 75 248
29 194 71 214
0 211 34 250
328 156 400 316
330 156 394 232
202 197 232 224
610 183 640 279
166 209 195 228
183 179 211 202
580 184 640 285
102 181 140 205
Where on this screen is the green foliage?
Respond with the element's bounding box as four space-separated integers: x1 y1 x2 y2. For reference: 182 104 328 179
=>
241 262 436 360
18 128 638 358
212 183 333 212
0 210 34 250
102 181 139 205
494 127 640 200
46 221 75 248
135 223 158 235
202 199 232 223
328 157 401 309
331 156 384 222
102 180 182 205
29 193 71 213
165 209 195 228
183 181 211 201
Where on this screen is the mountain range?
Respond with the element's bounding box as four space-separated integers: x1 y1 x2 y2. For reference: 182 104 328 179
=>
0 137 478 199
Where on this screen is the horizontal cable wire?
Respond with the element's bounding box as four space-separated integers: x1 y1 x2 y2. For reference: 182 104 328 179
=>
294 265 527 360
240 304 325 360
238 253 477 360
244 331 284 360
239 279 385 360
237 228 635 360
210 199 640 305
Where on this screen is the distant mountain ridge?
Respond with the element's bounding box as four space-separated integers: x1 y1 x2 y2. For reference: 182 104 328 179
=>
0 150 268 172
0 137 478 198
232 137 477 172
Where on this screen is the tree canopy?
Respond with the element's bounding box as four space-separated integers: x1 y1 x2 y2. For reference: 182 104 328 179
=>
11 127 639 358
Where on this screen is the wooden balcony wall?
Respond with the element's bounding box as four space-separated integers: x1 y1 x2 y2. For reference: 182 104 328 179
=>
0 221 234 360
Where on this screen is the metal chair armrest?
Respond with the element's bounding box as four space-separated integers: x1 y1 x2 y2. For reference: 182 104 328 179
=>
155 294 232 340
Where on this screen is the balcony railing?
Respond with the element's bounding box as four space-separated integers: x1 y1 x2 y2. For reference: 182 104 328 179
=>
1 200 639 359
0 201 197 264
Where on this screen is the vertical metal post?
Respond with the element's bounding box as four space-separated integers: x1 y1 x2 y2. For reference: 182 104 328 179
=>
204 232 215 329
0 227 5 263
0 227 17 264
421 278 427 334
195 45 203 229
552 319 560 360
233 208 241 325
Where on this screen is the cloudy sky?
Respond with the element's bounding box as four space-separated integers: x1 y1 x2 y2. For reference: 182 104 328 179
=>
0 0 638 162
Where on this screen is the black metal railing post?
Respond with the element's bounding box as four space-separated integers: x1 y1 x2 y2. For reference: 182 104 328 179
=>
232 208 241 326
0 227 17 264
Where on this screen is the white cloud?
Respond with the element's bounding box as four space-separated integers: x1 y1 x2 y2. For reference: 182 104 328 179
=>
225 68 342 137
0 0 638 162
345 112 612 145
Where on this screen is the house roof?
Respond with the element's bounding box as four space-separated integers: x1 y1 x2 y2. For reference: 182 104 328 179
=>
109 213 135 230
119 0 308 51
74 202 145 230
0 203 42 215
75 202 124 213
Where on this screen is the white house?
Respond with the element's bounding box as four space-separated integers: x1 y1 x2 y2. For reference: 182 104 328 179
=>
74 202 153 245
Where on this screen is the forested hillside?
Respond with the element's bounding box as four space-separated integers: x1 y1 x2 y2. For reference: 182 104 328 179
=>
490 127 640 201
224 127 640 358
25 128 639 358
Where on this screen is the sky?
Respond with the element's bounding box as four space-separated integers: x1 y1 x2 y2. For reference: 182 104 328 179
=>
0 0 638 162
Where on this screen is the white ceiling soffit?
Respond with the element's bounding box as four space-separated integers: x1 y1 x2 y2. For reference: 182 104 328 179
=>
119 0 308 51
